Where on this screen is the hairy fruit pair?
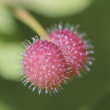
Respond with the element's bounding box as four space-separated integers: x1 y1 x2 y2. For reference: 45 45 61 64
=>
22 25 94 94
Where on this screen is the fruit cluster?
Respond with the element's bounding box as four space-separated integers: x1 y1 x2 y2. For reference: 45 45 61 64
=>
22 24 94 94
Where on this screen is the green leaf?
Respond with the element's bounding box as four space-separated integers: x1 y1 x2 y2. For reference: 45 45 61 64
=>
0 0 93 17
24 0 93 17
0 5 16 35
0 41 22 81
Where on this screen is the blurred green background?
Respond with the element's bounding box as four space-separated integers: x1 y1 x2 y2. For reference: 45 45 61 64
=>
0 0 110 110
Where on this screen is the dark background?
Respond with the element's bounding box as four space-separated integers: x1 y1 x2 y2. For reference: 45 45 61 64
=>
0 0 110 110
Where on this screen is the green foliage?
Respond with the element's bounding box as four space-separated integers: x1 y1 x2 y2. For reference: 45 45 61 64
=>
0 0 93 17
0 5 16 35
20 0 93 17
0 41 22 80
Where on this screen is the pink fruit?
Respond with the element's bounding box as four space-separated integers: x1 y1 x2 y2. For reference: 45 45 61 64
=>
49 25 94 76
21 24 94 94
22 39 68 94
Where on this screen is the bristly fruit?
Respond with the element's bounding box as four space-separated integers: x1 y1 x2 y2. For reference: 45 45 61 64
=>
48 24 94 77
21 24 94 94
22 39 69 94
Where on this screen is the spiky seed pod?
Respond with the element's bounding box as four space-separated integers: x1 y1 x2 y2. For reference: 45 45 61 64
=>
22 40 68 94
49 24 94 76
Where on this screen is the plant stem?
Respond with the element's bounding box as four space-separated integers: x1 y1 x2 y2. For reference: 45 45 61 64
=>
13 7 49 40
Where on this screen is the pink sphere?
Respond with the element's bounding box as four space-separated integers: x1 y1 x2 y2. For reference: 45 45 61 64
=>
49 29 88 76
22 40 68 93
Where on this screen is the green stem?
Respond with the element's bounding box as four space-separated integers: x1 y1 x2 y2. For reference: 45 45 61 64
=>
13 7 49 40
